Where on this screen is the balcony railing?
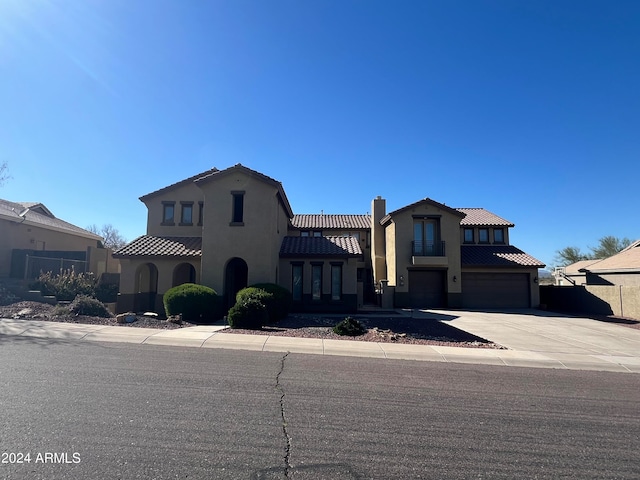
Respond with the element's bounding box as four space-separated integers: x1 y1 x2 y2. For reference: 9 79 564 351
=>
412 240 446 257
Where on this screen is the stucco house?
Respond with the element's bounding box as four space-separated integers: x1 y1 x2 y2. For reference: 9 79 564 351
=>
0 198 118 279
114 164 544 315
580 239 640 286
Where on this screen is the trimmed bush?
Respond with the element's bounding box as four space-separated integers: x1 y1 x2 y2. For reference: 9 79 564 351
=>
249 283 292 322
333 317 366 336
69 295 112 318
227 297 268 330
163 283 221 323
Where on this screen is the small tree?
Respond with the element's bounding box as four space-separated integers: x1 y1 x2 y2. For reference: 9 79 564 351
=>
87 224 127 250
589 236 632 259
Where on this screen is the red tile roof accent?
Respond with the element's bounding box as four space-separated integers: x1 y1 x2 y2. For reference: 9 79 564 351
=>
461 245 545 268
291 214 370 230
457 208 514 227
280 236 363 257
114 235 202 257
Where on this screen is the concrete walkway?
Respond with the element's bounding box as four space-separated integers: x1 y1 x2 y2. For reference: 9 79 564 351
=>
1 310 639 373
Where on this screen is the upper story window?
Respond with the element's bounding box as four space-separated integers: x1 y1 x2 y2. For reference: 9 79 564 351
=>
463 228 474 243
413 217 441 256
180 202 193 225
300 230 322 237
162 201 175 225
494 228 504 244
478 228 489 243
198 201 204 226
231 191 245 225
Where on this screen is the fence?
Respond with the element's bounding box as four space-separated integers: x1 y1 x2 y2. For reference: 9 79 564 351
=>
540 285 640 320
22 255 87 280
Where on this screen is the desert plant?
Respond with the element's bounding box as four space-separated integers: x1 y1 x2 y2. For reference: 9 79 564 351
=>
227 297 268 329
95 282 119 303
333 317 366 336
69 295 112 318
30 268 97 301
249 283 292 322
163 283 221 323
51 304 71 316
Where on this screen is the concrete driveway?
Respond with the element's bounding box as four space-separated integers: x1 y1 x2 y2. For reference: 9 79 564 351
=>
426 309 640 357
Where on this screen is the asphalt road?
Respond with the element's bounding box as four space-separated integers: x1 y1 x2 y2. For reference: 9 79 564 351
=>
1 336 639 479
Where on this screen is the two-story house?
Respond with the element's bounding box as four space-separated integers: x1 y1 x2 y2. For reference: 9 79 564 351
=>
114 164 544 315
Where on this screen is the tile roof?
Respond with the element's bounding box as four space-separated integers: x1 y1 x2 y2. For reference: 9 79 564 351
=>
113 235 202 257
582 239 640 273
562 259 600 275
382 198 465 225
291 214 370 230
139 168 219 201
461 245 545 268
0 198 102 240
280 236 363 257
457 208 514 227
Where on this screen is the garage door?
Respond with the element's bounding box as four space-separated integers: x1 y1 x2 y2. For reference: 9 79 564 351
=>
408 270 446 308
462 272 530 309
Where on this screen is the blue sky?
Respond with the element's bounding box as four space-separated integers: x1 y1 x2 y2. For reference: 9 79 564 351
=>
1 0 638 269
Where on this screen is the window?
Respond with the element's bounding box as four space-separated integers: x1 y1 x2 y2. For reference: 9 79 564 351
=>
162 202 175 225
413 218 439 255
300 231 310 237
331 263 342 301
494 228 504 244
313 231 322 237
292 263 303 302
198 201 204 226
479 228 489 243
180 202 193 225
464 228 474 243
231 191 244 225
311 263 323 301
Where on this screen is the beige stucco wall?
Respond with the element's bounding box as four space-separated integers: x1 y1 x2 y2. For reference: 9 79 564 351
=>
384 204 463 296
594 272 640 287
197 171 289 293
143 182 204 237
118 257 201 294
0 218 100 277
585 285 640 319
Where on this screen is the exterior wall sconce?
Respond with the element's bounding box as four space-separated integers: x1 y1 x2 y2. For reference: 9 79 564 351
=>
399 275 405 286
453 275 457 282
533 276 538 284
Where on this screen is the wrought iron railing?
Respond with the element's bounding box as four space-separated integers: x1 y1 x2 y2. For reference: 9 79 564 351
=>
412 241 446 257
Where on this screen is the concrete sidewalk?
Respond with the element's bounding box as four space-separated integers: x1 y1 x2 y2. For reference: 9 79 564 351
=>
1 313 639 373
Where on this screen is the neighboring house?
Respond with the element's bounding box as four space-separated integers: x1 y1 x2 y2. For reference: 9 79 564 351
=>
580 239 640 286
553 260 600 286
114 164 544 315
0 198 117 279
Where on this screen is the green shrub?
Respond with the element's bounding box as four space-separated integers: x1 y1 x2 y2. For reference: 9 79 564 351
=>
30 268 97 301
69 295 112 318
227 297 268 329
249 283 292 323
163 283 221 323
333 317 366 336
95 282 119 303
51 305 70 316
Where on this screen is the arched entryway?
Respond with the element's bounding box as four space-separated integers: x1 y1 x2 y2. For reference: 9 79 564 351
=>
224 257 248 308
135 263 158 312
173 263 196 287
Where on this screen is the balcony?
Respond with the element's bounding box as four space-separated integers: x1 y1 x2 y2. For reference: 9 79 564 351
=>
411 241 448 266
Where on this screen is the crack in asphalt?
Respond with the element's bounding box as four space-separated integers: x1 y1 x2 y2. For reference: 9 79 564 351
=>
276 352 292 478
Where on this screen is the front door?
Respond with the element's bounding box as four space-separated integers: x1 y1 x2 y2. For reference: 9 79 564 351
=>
224 257 248 309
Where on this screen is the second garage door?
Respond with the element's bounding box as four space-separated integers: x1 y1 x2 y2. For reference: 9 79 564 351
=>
462 272 530 309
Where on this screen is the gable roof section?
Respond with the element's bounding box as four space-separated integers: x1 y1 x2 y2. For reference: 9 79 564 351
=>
457 208 514 227
292 214 370 230
0 198 102 241
562 259 600 275
113 235 202 258
461 245 545 268
381 198 465 225
280 236 363 257
195 164 294 219
582 239 640 273
139 167 219 202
